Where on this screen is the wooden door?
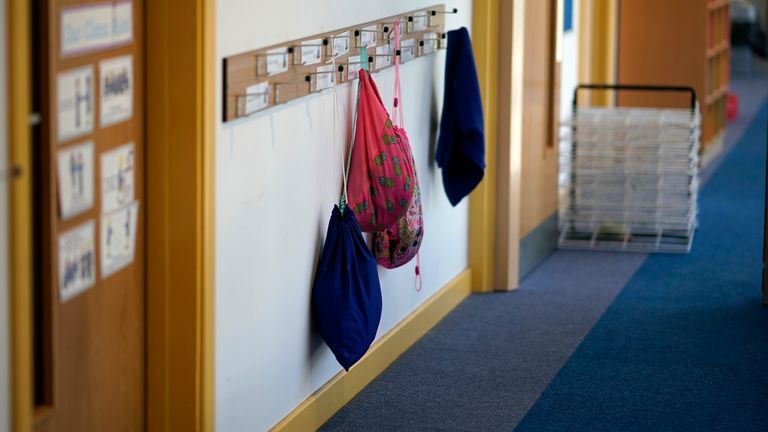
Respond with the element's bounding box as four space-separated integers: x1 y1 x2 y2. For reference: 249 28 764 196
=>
32 0 145 430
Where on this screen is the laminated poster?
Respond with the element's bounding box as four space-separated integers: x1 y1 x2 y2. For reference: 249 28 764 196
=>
58 220 96 302
101 143 135 214
101 201 139 278
57 66 94 142
100 55 134 126
56 141 95 219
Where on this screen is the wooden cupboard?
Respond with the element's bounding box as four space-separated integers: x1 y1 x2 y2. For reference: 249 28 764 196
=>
617 0 730 164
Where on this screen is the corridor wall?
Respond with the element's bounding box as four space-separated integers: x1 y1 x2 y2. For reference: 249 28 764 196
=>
0 0 11 429
560 0 580 123
215 1 472 430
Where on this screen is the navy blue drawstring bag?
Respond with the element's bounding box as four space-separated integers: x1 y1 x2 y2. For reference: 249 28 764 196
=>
312 204 382 370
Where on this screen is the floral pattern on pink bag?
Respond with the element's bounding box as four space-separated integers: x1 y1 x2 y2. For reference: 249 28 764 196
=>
347 70 417 232
372 18 424 270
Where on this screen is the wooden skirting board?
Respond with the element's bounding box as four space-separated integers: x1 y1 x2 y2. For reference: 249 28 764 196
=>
270 269 472 432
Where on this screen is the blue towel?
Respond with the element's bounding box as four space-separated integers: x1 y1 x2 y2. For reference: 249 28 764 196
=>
436 27 485 206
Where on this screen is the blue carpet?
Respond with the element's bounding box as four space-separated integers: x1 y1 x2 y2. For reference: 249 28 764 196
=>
320 250 646 431
514 102 768 431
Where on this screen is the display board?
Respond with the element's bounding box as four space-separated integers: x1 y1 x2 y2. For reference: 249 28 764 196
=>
34 0 145 430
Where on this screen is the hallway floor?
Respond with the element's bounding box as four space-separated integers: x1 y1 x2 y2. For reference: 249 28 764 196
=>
321 65 768 431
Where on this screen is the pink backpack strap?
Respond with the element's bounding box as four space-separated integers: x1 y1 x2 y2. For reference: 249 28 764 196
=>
392 18 404 127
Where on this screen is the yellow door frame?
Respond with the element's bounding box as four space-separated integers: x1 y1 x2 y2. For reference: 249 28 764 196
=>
7 0 216 431
578 0 619 106
7 0 33 430
145 0 215 430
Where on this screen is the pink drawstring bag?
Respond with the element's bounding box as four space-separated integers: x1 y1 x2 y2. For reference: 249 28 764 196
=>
347 69 416 233
372 18 424 272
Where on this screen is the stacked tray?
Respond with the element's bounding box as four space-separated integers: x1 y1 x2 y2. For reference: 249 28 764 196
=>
558 106 701 253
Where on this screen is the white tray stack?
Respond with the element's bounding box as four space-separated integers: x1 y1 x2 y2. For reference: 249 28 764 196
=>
558 105 701 253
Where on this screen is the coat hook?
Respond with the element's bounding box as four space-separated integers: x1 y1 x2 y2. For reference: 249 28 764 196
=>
354 28 387 37
379 20 401 29
422 33 446 42
255 47 294 57
305 64 345 78
300 39 329 47
408 11 436 21
305 65 344 92
370 53 399 58
430 8 458 14
348 56 375 65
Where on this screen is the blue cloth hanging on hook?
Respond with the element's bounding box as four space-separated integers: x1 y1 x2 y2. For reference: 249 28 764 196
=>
436 27 485 206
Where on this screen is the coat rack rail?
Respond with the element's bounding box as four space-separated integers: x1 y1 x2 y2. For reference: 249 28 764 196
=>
222 4 455 122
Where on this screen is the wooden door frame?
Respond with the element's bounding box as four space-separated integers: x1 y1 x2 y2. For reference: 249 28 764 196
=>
497 0 559 291
145 0 215 430
493 0 521 291
7 0 216 431
470 0 500 293
7 0 33 430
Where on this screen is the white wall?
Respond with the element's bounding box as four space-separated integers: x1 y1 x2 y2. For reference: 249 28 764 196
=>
215 1 472 431
0 0 12 429
559 0 579 122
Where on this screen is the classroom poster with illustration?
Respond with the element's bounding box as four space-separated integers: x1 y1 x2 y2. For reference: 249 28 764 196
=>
57 66 95 142
58 220 96 302
99 55 134 126
100 143 135 213
100 202 138 278
56 141 94 219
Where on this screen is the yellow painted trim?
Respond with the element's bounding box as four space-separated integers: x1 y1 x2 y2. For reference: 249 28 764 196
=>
146 0 215 431
7 0 33 430
469 0 499 293
578 0 618 106
271 269 473 432
201 0 216 429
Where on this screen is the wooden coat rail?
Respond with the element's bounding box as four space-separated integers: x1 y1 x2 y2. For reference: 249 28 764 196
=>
222 5 457 122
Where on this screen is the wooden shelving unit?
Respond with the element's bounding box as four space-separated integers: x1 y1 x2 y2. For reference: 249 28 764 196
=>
704 0 731 164
617 0 730 165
